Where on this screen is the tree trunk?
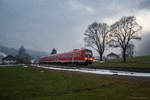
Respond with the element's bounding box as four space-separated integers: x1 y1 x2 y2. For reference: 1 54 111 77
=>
99 53 103 61
122 48 126 62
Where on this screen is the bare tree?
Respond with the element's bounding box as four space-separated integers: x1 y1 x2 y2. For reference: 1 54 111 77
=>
51 48 57 55
84 22 109 61
109 16 142 62
126 43 135 57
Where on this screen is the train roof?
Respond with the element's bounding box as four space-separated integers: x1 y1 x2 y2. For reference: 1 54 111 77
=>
40 48 92 59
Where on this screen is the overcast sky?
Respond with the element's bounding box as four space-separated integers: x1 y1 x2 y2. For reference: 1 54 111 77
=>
0 0 150 55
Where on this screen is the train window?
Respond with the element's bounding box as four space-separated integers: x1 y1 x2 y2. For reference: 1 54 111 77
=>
62 54 71 58
48 55 57 60
85 49 92 57
68 54 71 57
49 56 52 59
74 53 79 57
74 53 77 57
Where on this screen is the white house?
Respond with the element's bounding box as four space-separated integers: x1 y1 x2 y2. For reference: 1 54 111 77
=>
2 55 17 64
107 52 120 59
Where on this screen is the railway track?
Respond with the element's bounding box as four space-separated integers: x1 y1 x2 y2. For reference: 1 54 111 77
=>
31 64 150 77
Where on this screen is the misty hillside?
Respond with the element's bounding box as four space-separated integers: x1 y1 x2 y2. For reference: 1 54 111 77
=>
26 49 49 58
0 45 18 56
0 45 48 58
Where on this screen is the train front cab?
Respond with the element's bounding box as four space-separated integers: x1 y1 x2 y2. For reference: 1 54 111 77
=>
83 49 94 65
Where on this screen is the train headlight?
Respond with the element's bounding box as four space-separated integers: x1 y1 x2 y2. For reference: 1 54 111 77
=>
85 57 88 60
89 58 93 61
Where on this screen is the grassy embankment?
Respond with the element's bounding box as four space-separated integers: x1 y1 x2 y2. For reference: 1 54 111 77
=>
0 65 150 100
90 55 150 68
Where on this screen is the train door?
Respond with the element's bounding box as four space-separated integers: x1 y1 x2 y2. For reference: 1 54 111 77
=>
72 53 74 63
56 55 58 63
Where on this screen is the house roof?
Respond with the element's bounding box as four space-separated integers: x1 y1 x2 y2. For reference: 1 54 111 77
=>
2 55 16 60
107 52 119 57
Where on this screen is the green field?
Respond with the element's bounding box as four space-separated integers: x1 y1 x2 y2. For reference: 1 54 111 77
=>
0 65 150 100
90 55 150 68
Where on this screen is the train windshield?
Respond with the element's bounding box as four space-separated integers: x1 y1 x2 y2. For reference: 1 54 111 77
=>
84 49 92 57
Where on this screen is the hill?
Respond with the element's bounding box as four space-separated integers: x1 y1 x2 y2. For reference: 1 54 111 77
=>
0 45 18 56
0 45 48 58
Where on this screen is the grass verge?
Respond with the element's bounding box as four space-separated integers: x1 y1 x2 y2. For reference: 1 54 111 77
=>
0 65 150 100
89 55 150 69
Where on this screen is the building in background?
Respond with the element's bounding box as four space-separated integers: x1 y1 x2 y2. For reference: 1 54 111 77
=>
107 52 120 59
2 55 17 64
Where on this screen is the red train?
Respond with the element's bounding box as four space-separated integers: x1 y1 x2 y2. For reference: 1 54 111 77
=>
39 49 94 66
